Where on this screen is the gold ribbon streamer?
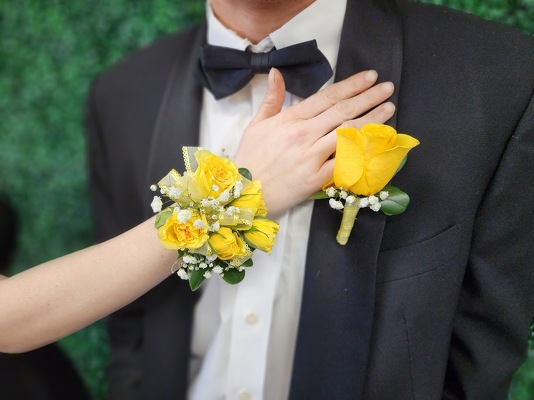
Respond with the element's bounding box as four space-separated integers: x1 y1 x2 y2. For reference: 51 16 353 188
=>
183 146 203 173
218 207 255 230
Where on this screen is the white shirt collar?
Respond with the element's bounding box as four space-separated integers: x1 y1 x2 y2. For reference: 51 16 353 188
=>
206 0 347 71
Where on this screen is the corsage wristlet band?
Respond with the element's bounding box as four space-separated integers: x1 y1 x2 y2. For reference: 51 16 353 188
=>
150 147 279 291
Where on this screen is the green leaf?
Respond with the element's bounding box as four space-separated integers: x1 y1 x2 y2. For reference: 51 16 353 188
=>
238 167 252 181
188 269 206 291
154 209 172 228
393 156 407 177
309 190 329 200
241 258 254 268
380 186 410 216
223 268 246 285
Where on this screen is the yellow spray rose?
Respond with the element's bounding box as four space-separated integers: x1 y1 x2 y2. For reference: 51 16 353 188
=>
195 149 239 198
230 180 267 217
243 218 280 254
326 124 420 196
209 227 248 260
158 211 209 250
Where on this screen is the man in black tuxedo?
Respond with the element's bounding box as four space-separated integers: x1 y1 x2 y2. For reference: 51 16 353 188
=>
86 0 534 398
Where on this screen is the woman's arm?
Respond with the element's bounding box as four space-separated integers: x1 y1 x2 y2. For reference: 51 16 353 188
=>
0 68 394 353
0 217 174 353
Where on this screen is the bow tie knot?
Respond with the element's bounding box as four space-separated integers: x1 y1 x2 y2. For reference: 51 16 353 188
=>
250 52 272 74
198 40 333 99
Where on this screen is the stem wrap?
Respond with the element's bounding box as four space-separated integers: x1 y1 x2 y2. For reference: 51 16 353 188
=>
336 202 359 245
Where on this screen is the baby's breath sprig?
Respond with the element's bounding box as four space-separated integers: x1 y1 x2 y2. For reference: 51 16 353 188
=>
324 186 405 245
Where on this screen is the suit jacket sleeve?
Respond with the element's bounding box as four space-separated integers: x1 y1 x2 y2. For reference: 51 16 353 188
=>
444 90 534 398
83 25 205 399
84 77 146 397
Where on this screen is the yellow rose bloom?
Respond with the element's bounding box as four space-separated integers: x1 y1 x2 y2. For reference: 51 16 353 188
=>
158 210 209 250
243 218 280 254
195 149 239 199
209 227 248 260
230 180 267 217
327 124 420 196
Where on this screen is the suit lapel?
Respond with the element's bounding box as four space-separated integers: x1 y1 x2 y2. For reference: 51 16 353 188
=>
145 23 207 204
290 0 403 398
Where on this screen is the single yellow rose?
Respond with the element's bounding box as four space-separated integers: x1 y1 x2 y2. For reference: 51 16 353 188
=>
243 217 280 254
209 227 248 260
230 180 267 217
326 124 419 196
195 150 239 199
158 210 209 250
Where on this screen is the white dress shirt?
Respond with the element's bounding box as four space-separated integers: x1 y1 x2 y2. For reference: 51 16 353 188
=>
188 1 347 399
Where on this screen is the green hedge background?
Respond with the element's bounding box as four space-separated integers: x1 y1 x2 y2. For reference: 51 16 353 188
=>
0 1 532 399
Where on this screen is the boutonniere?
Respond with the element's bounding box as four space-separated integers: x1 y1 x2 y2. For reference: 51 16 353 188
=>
312 123 420 245
150 147 279 291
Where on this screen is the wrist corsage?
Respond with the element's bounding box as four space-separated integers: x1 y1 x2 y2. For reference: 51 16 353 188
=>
313 123 420 245
150 147 279 291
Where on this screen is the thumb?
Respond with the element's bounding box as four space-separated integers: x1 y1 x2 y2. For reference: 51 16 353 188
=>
250 68 286 125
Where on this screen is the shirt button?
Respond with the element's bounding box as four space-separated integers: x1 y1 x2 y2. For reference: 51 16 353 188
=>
244 312 259 325
238 388 253 400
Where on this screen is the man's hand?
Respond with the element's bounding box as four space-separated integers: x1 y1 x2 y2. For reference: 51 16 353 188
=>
234 68 395 218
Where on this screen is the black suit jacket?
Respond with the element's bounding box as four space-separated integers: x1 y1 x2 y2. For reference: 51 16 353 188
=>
86 0 534 399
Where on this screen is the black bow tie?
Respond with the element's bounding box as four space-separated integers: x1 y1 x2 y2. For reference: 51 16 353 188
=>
198 40 333 99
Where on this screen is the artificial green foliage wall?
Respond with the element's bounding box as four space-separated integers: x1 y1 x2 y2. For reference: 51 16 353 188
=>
0 1 532 399
425 0 534 32
0 2 205 398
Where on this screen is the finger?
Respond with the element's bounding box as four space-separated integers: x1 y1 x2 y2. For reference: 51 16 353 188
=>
314 129 337 161
340 101 396 129
289 69 378 120
249 68 286 125
305 81 394 140
316 157 335 189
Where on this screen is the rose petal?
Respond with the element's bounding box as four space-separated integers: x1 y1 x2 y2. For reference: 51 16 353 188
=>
333 128 364 189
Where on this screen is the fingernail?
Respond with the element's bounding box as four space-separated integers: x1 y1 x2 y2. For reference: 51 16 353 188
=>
383 82 394 94
384 102 395 113
269 68 276 87
364 70 378 82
